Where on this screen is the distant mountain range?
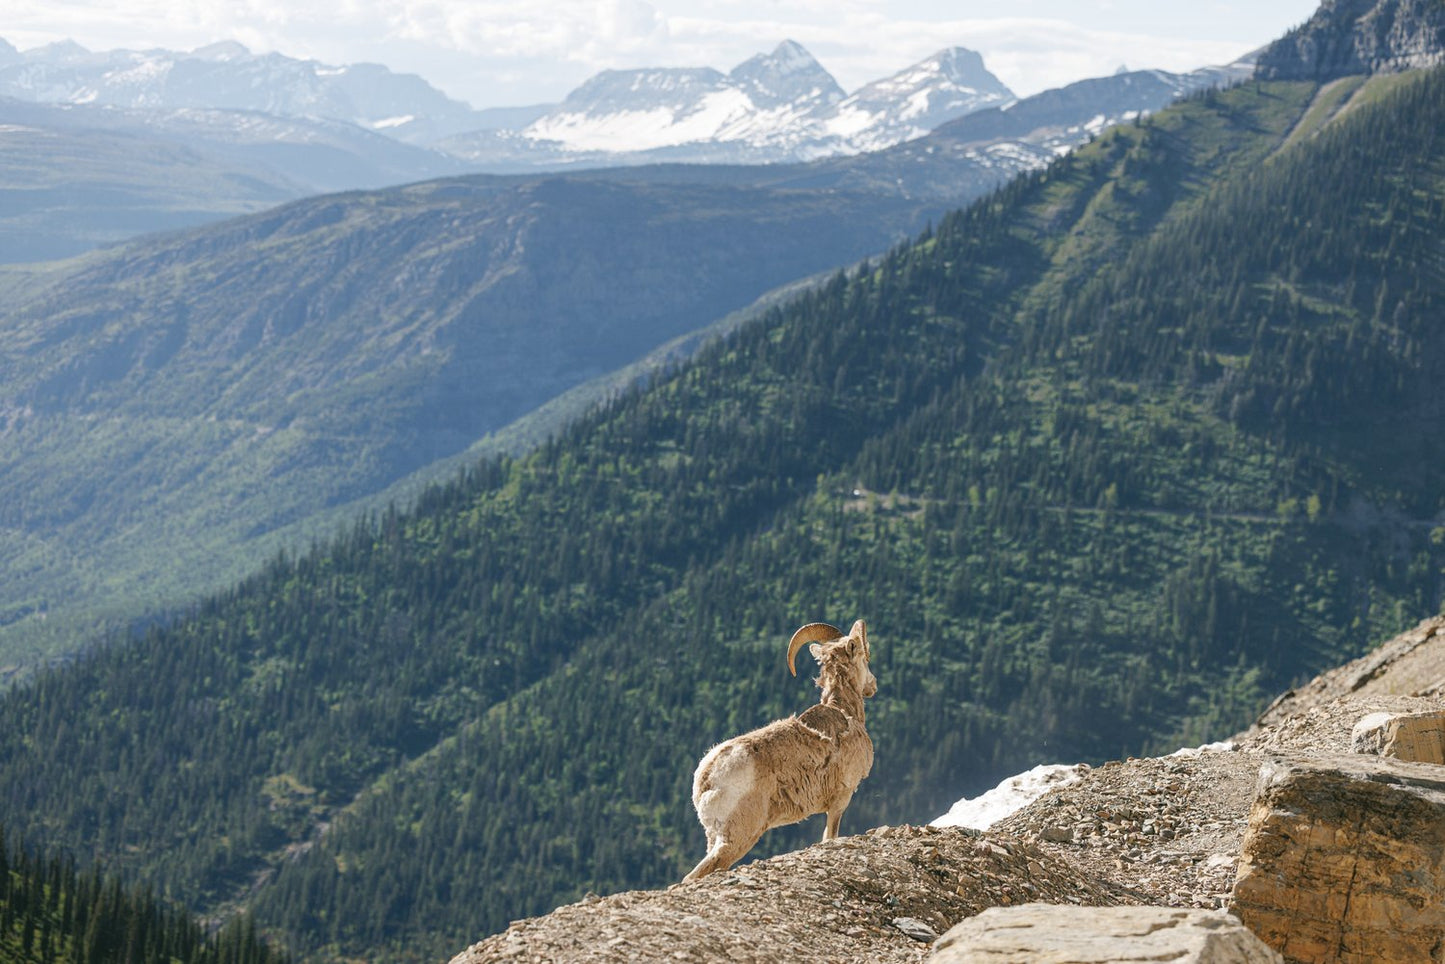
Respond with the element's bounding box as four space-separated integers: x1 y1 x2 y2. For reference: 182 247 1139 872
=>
0 36 1249 262
0 96 471 261
0 36 487 143
0 36 1018 166
444 42 1017 167
0 36 1258 651
0 53 1260 665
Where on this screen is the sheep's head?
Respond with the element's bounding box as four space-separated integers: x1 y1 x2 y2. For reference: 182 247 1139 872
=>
787 620 877 698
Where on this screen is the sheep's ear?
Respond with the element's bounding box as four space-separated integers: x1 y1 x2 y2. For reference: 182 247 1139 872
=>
849 620 869 660
809 642 825 663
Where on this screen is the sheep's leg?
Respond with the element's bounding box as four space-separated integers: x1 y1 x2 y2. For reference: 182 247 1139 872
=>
683 830 760 882
823 791 855 841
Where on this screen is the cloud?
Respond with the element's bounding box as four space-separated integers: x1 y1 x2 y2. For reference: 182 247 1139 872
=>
597 0 668 43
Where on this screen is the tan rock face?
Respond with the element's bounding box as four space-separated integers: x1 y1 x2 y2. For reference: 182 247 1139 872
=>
1231 754 1445 963
1350 709 1445 764
929 903 1282 963
1245 617 1445 736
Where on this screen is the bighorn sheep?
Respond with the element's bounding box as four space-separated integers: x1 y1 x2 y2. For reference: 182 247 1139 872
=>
683 619 877 882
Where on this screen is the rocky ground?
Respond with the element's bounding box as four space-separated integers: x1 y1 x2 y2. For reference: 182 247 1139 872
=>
451 825 1122 963
449 617 1445 964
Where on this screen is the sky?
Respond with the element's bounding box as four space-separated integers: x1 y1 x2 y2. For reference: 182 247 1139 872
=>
6 0 1324 109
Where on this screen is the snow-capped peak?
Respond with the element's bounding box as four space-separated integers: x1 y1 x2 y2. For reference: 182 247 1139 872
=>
729 39 844 111
0 36 489 142
821 46 1014 152
190 41 250 63
932 46 996 85
515 41 1011 161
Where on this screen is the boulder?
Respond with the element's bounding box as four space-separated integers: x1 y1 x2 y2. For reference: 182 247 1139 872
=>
1231 753 1445 963
929 903 1281 963
1350 709 1445 763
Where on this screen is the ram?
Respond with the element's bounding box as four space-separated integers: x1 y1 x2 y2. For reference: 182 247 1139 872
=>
683 619 877 882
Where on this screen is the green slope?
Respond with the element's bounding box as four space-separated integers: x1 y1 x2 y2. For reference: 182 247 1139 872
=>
0 175 934 673
2 66 1445 961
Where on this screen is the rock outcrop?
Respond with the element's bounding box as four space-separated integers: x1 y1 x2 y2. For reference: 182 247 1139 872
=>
1231 753 1445 963
1350 708 1445 763
930 904 1282 963
1255 0 1445 82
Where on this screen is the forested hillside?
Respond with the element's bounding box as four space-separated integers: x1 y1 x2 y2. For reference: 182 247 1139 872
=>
0 173 933 673
2 64 1445 962
0 38 1238 677
0 826 287 964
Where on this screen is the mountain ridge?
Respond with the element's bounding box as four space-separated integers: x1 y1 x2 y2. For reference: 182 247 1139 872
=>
0 53 1253 663
1257 0 1445 80
0 171 939 670
0 38 486 144
444 41 1015 166
0 35 1014 161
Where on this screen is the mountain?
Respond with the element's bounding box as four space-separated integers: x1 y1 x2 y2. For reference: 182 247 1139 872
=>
0 37 1237 263
0 97 470 262
0 54 1252 662
432 54 1243 178
0 98 302 263
930 64 1248 148
520 41 845 155
737 64 1251 202
0 35 1015 165
4 50 1445 961
0 38 489 143
439 42 1013 167
730 39 846 111
821 46 1015 152
0 172 938 671
1257 0 1445 81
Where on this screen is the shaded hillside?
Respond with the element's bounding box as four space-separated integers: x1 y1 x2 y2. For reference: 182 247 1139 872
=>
0 175 932 670
0 825 288 964
0 98 304 263
3 61 1445 963
0 98 470 262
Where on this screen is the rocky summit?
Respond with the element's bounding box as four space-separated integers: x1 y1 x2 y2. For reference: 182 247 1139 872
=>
1256 0 1445 82
447 616 1445 963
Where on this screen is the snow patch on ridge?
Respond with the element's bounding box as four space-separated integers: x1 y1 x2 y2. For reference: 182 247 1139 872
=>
931 764 1088 831
931 741 1240 830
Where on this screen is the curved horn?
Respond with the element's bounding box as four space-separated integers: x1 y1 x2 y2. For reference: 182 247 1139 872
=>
787 622 844 677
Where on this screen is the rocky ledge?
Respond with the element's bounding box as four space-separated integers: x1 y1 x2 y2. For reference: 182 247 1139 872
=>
450 616 1445 964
